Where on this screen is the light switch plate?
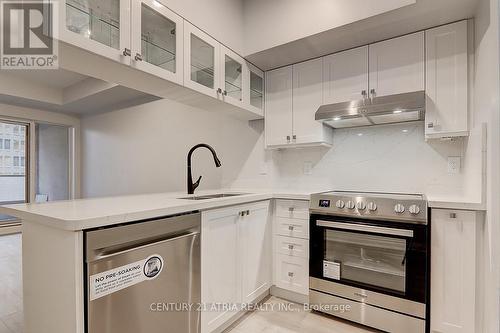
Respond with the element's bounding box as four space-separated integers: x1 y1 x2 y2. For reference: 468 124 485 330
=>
303 161 313 175
448 156 461 174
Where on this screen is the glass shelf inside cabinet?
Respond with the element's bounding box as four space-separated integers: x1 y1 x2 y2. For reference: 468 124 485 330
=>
250 71 263 109
66 0 120 50
225 55 242 101
191 34 215 89
141 4 176 72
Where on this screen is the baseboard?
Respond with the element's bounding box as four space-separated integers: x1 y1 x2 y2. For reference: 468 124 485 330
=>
214 289 270 333
0 224 21 236
270 286 309 304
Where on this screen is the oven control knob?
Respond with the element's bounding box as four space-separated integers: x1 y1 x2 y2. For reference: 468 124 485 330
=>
394 204 405 214
335 200 345 209
409 205 421 215
367 202 377 212
357 202 366 210
346 201 356 210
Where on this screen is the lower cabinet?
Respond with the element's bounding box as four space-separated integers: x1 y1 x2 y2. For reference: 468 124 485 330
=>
431 209 480 333
201 200 271 333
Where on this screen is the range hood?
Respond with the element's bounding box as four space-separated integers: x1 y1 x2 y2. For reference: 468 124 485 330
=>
315 90 426 129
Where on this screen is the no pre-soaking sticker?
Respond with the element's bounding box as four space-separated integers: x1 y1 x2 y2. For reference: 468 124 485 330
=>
90 255 163 301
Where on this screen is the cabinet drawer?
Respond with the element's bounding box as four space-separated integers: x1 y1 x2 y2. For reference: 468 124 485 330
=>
274 217 309 239
274 253 309 295
275 200 309 220
275 236 309 258
431 209 476 222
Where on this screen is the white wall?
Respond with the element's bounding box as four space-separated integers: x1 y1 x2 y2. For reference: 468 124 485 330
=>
81 99 270 198
158 0 244 55
242 0 415 55
473 0 500 331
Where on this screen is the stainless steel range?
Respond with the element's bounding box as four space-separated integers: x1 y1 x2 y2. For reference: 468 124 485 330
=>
309 191 429 333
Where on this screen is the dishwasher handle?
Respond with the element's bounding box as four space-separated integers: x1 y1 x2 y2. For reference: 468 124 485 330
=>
90 231 199 262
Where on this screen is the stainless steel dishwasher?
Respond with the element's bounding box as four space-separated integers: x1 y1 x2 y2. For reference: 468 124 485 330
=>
85 212 201 333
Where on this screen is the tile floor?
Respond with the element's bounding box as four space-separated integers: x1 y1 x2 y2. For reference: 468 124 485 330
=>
0 234 375 333
0 234 23 333
225 297 377 333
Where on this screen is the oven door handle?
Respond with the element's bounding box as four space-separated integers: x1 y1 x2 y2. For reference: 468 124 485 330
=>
316 220 414 238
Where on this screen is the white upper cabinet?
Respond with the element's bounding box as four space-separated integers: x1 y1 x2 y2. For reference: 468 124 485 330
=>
293 58 332 146
220 46 246 109
130 0 184 85
425 20 469 139
184 22 221 99
265 66 293 147
60 0 131 63
245 62 265 116
323 46 369 104
369 32 425 98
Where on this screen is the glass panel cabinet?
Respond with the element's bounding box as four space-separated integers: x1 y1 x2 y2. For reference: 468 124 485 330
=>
59 0 131 63
220 46 245 108
246 63 264 115
184 22 220 99
130 0 184 84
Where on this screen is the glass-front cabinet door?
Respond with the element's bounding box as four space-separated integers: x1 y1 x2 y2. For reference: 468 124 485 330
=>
130 0 183 84
245 63 264 116
184 22 220 99
60 0 131 63
219 46 245 108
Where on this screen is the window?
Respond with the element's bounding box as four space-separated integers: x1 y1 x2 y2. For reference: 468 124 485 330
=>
13 140 19 150
20 157 25 167
4 156 11 167
0 156 3 167
4 139 10 150
13 156 19 167
0 139 3 149
20 140 25 150
13 126 19 134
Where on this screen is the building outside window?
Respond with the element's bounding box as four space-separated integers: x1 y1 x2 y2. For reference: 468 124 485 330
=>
4 139 10 150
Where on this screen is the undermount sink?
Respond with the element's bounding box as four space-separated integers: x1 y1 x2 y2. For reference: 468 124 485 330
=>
178 193 249 200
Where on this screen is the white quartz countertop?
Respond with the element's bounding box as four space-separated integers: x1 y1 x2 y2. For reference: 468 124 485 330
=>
0 189 313 231
0 188 485 231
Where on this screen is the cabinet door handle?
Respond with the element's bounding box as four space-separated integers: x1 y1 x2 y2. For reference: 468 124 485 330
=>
450 213 457 219
288 207 294 212
217 88 223 94
288 225 295 231
223 90 228 96
427 122 434 129
370 89 376 96
123 48 131 57
246 210 250 215
286 135 291 142
361 90 367 99
288 272 294 277
288 244 294 250
292 135 297 140
134 53 143 61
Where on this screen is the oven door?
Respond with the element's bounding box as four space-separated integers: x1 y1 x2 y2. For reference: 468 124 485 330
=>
310 214 428 303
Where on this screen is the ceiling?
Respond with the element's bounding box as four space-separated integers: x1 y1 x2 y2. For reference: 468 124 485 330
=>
246 0 480 71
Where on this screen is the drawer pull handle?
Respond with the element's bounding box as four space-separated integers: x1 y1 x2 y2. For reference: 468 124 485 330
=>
450 213 457 219
288 226 295 231
354 292 368 299
288 272 294 277
288 244 294 250
289 207 294 212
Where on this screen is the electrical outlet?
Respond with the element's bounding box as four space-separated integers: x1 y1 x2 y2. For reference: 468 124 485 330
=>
447 156 461 174
303 161 313 175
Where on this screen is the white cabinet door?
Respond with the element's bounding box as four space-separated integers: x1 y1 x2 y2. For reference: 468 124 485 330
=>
130 0 184 84
292 58 331 145
184 21 220 99
201 206 241 333
425 21 469 138
265 66 293 147
369 32 424 98
240 201 271 304
59 0 131 63
245 62 265 116
431 209 477 333
274 254 309 295
323 46 369 104
220 46 246 108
